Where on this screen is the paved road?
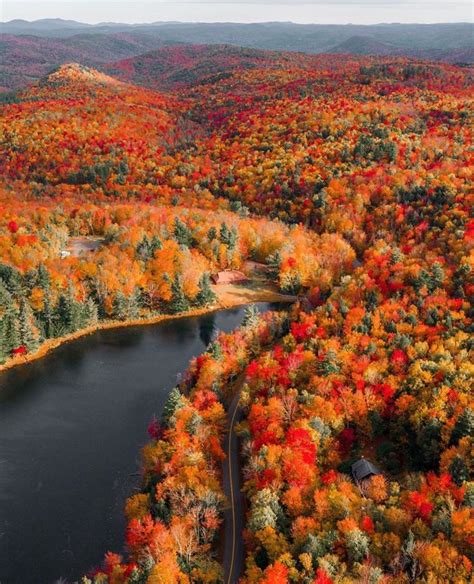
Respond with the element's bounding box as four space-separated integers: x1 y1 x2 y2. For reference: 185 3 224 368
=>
223 390 245 584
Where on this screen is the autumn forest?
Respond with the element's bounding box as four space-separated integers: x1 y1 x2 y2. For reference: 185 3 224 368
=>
0 29 473 584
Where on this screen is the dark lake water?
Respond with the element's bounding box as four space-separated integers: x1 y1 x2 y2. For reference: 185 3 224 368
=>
0 303 278 584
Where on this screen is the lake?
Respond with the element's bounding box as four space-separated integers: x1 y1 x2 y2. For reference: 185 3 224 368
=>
0 303 279 584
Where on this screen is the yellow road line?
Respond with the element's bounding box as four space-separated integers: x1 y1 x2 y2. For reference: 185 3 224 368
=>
227 397 240 584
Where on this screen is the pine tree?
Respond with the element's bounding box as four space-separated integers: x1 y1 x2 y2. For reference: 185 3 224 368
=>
37 263 51 291
266 251 282 279
318 349 340 376
136 235 151 260
84 297 99 326
174 217 193 248
431 262 445 290
339 297 349 316
450 408 474 444
54 294 72 335
450 455 468 487
113 292 128 320
196 273 216 306
280 272 301 295
207 226 217 242
161 387 184 428
128 289 141 319
208 341 223 360
247 488 283 532
242 304 260 328
219 222 237 249
0 280 11 362
0 263 22 297
0 318 7 364
2 300 20 354
150 235 162 254
169 275 190 314
346 528 369 563
19 299 39 353
54 284 82 335
40 291 54 338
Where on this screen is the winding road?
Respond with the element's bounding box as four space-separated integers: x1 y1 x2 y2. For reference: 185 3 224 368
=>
223 388 245 584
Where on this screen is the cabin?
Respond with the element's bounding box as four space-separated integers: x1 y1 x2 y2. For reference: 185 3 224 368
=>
351 458 381 484
211 270 248 285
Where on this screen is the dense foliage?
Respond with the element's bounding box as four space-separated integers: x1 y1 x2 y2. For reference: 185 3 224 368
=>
0 187 351 362
0 46 472 583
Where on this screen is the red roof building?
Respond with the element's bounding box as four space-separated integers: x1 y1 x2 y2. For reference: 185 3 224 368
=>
211 270 249 285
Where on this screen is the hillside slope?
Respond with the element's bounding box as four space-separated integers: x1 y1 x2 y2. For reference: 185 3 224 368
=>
1 21 473 92
0 32 172 91
0 50 472 583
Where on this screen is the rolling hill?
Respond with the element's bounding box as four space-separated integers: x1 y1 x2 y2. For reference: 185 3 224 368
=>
1 21 472 92
0 32 174 91
330 35 402 56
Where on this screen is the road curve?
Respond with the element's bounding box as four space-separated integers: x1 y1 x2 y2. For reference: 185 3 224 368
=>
223 389 245 584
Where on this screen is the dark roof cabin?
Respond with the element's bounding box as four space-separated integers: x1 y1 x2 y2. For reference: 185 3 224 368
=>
351 458 381 483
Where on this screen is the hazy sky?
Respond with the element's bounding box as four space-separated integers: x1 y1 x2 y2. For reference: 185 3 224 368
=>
2 0 472 24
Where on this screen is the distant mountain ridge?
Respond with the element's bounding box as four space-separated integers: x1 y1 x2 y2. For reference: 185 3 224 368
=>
2 19 472 50
1 20 472 92
331 35 400 56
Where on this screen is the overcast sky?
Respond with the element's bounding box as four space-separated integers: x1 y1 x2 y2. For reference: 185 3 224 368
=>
2 1 472 24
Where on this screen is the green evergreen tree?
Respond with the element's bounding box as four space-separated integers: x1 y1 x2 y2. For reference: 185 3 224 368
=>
54 284 82 335
266 251 282 280
303 532 337 563
451 408 474 444
0 318 7 364
247 488 283 532
196 273 216 306
54 294 71 335
161 387 184 428
174 217 193 248
150 235 162 254
3 301 20 354
128 289 141 319
339 297 349 316
449 455 468 486
0 263 22 297
84 297 99 326
219 222 230 245
319 349 340 376
280 272 301 295
345 528 369 563
416 418 442 469
40 291 54 338
19 299 39 353
208 341 223 360
207 226 217 242
219 222 238 249
136 235 151 260
431 262 445 290
113 291 128 320
168 275 190 314
242 304 260 328
37 263 51 291
432 506 452 538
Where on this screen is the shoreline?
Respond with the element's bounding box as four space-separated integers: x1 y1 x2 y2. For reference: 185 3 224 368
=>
0 285 294 374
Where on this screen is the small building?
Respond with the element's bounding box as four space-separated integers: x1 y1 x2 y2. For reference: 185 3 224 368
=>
211 270 248 285
351 458 381 484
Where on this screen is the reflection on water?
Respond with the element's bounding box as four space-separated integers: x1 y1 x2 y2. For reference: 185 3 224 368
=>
199 312 217 347
0 303 278 584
